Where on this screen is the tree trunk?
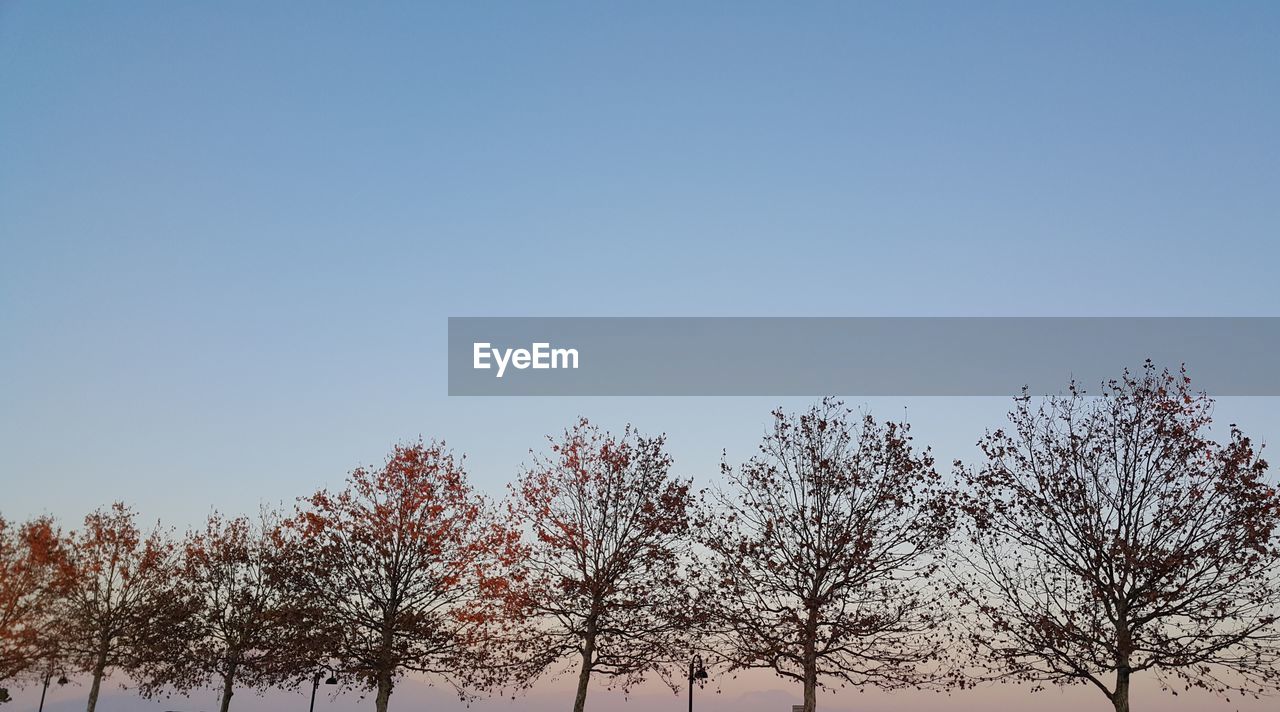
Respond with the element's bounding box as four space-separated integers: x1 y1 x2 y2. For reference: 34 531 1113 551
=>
802 655 818 712
85 641 109 712
1113 624 1133 712
374 671 394 712
1112 664 1131 712
572 631 596 712
85 664 104 712
802 604 819 712
218 663 237 712
374 617 396 712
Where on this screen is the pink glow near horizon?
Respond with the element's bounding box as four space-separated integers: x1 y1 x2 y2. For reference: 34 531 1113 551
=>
9 668 1273 712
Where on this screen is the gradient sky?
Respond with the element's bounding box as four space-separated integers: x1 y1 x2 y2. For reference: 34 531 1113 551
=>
2 2 1279 711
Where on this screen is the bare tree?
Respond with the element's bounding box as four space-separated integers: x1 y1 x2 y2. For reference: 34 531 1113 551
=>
951 364 1280 712
697 400 953 712
56 503 178 712
285 440 502 712
495 418 695 712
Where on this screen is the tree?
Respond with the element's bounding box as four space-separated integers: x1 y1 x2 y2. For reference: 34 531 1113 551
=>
952 364 1280 712
138 510 322 712
0 515 65 691
57 503 178 712
496 419 695 712
286 440 501 712
697 400 953 712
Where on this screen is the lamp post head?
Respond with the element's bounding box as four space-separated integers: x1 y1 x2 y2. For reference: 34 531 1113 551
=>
689 653 708 682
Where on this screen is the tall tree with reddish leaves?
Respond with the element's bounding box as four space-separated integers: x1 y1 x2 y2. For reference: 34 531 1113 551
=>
951 363 1280 712
0 515 66 692
137 510 325 712
57 503 178 712
496 419 695 712
696 400 953 712
286 440 503 712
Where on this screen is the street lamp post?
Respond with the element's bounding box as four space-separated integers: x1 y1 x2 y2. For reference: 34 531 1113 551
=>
36 669 67 712
37 671 51 712
687 654 708 712
307 669 338 712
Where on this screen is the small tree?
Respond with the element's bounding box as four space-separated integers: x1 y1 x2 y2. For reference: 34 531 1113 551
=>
697 400 953 712
0 515 65 689
138 510 321 712
287 440 500 712
952 364 1280 712
497 419 695 712
57 503 177 712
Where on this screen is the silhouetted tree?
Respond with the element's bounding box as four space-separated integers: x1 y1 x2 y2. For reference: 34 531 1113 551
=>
952 364 1280 712
0 515 65 691
57 503 177 712
286 441 502 712
138 510 324 712
495 419 695 712
697 400 953 712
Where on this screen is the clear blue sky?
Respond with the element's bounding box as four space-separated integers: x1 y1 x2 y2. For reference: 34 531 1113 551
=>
3 3 1280 710
2 0 1279 548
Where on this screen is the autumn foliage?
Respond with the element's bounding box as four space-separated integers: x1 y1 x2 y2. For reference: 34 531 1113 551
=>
493 419 696 712
696 399 954 712
285 440 505 712
0 515 65 686
2 368 1279 712
951 364 1280 712
136 510 317 712
56 503 178 712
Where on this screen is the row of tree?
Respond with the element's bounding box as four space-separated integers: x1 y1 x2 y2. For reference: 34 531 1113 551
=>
2 365 1279 712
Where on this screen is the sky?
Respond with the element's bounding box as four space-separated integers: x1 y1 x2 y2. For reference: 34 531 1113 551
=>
2 2 1279 711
